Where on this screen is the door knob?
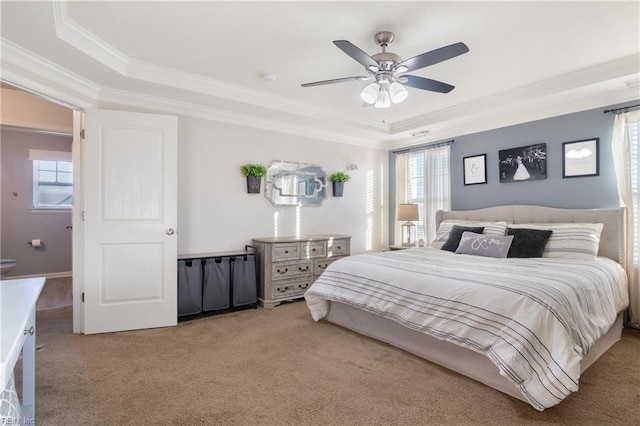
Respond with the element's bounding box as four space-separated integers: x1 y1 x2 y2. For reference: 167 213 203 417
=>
166 228 175 235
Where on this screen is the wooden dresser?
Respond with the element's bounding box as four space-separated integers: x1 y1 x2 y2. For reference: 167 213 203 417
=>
252 234 351 308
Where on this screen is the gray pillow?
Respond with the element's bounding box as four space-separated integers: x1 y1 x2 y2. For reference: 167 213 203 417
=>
441 225 485 252
455 232 514 258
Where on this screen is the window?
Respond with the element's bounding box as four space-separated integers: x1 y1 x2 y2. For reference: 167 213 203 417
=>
396 144 451 243
32 160 73 209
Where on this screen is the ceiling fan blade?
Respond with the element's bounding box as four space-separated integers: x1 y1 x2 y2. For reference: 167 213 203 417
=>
301 76 372 87
402 75 455 93
397 42 469 73
333 40 379 68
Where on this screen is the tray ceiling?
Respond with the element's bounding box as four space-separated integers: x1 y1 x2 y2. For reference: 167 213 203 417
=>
1 1 638 149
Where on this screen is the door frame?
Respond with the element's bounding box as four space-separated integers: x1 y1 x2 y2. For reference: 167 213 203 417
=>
71 110 83 333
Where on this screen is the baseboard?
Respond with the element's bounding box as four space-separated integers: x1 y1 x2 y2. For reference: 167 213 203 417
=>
4 271 72 280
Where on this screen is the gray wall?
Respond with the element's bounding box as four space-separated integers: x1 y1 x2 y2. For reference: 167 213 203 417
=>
0 127 73 276
389 101 638 243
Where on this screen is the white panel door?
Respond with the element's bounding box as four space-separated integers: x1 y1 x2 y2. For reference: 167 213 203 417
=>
83 110 177 334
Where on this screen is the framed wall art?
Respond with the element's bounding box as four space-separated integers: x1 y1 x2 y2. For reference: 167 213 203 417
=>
562 138 599 178
498 143 547 183
463 154 487 185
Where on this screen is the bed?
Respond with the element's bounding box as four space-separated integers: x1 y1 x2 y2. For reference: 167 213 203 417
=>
304 205 629 411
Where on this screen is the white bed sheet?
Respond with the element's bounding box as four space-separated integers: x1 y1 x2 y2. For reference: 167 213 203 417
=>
305 247 628 410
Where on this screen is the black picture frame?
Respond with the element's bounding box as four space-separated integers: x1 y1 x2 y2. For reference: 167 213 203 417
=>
562 138 599 178
499 143 547 183
463 154 487 185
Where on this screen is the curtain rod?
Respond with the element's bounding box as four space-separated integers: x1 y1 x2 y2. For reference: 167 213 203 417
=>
391 139 454 155
603 103 640 114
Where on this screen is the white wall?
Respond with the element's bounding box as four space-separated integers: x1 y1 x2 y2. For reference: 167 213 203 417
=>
177 116 388 256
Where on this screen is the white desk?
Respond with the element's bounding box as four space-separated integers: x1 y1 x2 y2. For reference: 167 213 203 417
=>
1 277 46 423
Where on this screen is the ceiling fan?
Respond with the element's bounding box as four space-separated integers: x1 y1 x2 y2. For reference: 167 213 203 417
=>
301 31 469 109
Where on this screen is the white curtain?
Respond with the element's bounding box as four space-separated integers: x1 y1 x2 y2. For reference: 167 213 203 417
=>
394 154 409 245
423 145 451 242
611 110 640 327
395 144 451 245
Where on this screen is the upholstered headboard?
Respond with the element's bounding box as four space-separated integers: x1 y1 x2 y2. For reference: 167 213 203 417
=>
436 205 627 267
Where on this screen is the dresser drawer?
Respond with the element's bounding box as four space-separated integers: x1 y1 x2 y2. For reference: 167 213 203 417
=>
328 239 350 257
271 260 312 280
272 278 312 299
313 257 344 275
302 241 326 259
272 243 300 261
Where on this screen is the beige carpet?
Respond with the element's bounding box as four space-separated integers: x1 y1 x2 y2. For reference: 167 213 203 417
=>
35 277 72 311
20 301 640 425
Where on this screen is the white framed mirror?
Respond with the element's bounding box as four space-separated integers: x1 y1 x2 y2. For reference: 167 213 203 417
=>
264 160 327 206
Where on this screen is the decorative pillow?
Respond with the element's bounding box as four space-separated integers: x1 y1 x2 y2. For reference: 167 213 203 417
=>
455 232 514 258
506 228 553 258
508 223 604 260
431 220 509 249
441 225 485 252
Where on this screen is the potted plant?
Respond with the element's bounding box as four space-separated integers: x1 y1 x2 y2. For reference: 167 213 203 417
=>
328 172 351 197
241 163 267 194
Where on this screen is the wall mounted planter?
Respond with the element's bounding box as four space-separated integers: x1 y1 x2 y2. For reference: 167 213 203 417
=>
247 176 261 194
332 181 344 197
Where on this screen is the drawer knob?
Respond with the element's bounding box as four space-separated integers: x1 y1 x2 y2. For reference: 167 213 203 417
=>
337 246 341 249
285 250 289 254
277 268 289 274
312 248 316 252
299 266 309 271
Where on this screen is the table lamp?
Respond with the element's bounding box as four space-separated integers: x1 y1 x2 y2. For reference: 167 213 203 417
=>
397 203 419 247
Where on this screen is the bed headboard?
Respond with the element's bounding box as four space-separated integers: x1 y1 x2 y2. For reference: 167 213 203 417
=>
436 205 626 267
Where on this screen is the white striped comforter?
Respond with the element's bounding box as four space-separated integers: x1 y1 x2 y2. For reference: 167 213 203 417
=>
304 247 628 410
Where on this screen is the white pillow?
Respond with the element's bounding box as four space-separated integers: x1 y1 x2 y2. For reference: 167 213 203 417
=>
508 223 604 260
432 220 509 249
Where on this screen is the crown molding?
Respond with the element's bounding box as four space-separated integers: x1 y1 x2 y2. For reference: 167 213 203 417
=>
52 0 128 74
52 1 388 134
98 87 387 149
1 38 98 109
386 84 640 150
390 55 640 136
2 38 386 148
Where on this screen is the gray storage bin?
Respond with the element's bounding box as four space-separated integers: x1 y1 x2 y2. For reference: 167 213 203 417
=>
232 254 257 307
203 257 231 311
177 260 203 316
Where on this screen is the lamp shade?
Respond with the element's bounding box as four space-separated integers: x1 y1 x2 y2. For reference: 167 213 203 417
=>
389 82 408 104
360 82 379 104
397 203 419 221
374 89 391 109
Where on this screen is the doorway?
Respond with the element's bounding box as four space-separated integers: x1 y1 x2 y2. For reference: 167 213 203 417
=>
0 85 76 315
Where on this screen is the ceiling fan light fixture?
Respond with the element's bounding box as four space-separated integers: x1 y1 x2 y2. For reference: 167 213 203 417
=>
389 82 408 104
301 32 468 109
374 89 391 109
360 82 379 104
394 65 409 74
